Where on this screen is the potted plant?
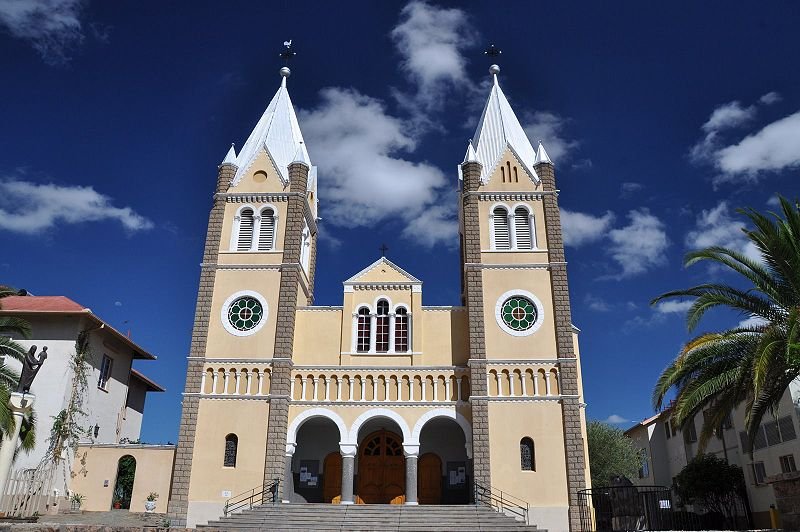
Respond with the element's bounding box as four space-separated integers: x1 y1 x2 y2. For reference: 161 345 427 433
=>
145 492 159 513
70 493 85 511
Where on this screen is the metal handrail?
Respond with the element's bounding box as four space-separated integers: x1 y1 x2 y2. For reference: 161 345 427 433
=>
223 479 280 517
473 481 529 523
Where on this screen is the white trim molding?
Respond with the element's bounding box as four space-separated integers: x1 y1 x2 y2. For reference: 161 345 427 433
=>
495 289 545 337
221 290 269 337
409 408 473 458
286 407 348 446
346 408 412 445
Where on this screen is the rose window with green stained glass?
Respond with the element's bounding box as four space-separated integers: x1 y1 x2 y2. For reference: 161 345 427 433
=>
227 296 263 332
501 296 538 331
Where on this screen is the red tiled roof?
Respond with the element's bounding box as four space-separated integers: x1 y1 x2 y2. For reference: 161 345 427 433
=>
1 295 86 312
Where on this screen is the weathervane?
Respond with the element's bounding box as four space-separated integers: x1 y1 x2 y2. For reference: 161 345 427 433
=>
280 40 296 64
484 44 502 59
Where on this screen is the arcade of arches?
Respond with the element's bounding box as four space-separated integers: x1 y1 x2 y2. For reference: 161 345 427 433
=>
287 411 470 505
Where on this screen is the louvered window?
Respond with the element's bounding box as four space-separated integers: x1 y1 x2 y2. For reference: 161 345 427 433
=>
493 207 510 250
258 209 275 251
395 307 409 352
520 438 535 471
357 308 371 352
514 207 532 249
237 209 254 251
376 300 389 352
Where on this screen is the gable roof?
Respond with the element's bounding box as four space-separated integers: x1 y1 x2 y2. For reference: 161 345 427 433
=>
472 73 540 185
231 73 312 186
0 295 156 360
343 257 422 287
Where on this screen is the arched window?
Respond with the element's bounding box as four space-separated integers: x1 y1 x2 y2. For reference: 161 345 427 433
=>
300 224 311 274
395 307 409 352
514 207 533 249
520 437 535 471
357 308 371 353
493 207 510 250
258 208 275 251
224 434 238 467
237 209 255 251
376 300 390 352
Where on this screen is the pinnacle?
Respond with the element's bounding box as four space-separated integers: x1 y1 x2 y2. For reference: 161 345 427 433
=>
221 144 237 166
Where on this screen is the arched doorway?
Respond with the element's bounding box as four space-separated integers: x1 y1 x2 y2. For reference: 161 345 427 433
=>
291 417 341 503
419 453 442 504
112 455 136 510
357 430 405 504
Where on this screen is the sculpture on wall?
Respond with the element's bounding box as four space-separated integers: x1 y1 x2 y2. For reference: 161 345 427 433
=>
17 345 47 394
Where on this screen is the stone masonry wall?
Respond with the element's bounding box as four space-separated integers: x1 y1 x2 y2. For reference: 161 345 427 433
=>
537 161 587 532
460 161 491 488
167 163 235 525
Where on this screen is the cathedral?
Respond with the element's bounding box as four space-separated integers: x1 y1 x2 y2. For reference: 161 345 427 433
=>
167 62 590 532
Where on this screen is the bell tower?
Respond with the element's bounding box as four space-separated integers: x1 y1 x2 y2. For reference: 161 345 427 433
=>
459 62 588 531
168 61 319 525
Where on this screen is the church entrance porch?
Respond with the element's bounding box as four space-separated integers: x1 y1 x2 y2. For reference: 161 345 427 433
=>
417 417 470 505
357 429 405 504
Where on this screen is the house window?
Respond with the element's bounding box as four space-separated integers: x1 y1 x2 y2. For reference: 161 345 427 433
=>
98 355 113 390
356 308 371 353
781 454 797 474
395 307 409 352
493 207 510 250
236 208 254 251
514 207 533 249
224 434 238 467
375 300 390 352
752 462 767 484
257 208 275 251
520 438 535 471
638 449 650 479
684 421 697 443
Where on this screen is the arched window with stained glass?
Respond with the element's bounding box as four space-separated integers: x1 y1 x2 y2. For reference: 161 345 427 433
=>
224 434 238 467
520 437 535 471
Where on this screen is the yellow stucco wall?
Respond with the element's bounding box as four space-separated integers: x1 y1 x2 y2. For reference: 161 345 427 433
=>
70 445 174 513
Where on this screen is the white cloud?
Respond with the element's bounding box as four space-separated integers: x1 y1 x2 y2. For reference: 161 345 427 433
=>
0 0 85 64
620 182 643 198
685 201 761 262
738 315 767 329
760 92 782 105
401 203 458 248
604 414 630 424
584 293 611 312
560 208 615 247
701 101 756 133
114 301 122 307
523 111 579 163
606 209 669 279
0 178 154 234
655 300 693 315
391 1 476 113
299 88 454 248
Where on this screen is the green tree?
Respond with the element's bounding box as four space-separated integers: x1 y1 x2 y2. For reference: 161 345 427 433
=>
674 454 745 526
587 420 641 486
652 197 800 451
0 285 36 453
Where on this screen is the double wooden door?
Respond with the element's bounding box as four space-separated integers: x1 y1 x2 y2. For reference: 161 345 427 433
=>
357 430 405 504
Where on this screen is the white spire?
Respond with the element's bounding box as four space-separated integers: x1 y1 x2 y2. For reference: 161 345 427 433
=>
232 67 311 186
471 65 539 184
291 142 310 167
221 144 237 166
535 141 552 165
462 140 478 164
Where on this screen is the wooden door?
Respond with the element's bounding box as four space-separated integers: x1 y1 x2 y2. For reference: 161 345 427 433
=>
357 430 406 504
323 452 342 503
418 453 442 504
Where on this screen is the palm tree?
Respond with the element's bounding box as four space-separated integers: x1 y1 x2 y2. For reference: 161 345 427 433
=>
0 286 36 453
652 196 800 452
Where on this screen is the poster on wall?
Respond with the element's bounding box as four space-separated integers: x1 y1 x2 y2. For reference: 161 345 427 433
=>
299 460 319 487
447 462 467 487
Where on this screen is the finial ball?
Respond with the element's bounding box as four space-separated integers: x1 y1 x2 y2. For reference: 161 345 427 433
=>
489 64 500 76
280 66 291 78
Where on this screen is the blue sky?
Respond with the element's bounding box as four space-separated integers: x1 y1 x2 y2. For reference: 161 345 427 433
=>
1 1 800 442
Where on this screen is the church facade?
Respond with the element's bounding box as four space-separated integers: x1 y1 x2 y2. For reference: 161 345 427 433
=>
167 64 590 532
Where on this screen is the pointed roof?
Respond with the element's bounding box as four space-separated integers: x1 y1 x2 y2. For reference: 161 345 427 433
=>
343 257 422 290
462 140 478 164
291 142 310 167
232 69 311 186
535 141 552 165
221 144 237 166
472 68 539 184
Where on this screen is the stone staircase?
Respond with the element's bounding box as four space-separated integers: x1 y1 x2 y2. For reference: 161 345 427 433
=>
198 503 543 531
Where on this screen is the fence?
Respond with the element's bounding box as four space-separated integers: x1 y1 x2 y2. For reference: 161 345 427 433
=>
577 485 750 531
0 467 61 517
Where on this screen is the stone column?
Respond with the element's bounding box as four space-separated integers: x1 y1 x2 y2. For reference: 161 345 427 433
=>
460 158 491 488
340 444 357 505
168 160 236 526
0 393 34 499
537 159 587 532
403 444 420 505
283 443 296 503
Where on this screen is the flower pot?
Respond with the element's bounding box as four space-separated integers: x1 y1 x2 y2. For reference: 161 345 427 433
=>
145 500 156 513
70 501 81 511
113 502 121 509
